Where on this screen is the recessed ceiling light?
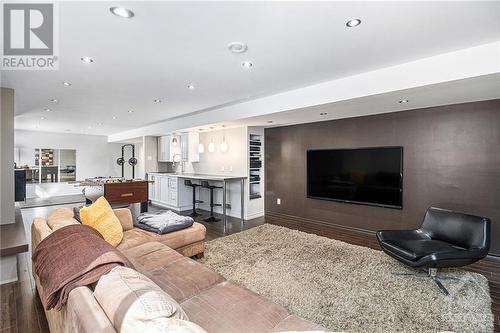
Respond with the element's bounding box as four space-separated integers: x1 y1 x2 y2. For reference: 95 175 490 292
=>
399 99 409 104
112 116 117 120
49 98 58 103
346 19 362 28
44 108 51 112
110 7 134 18
81 56 94 64
187 84 195 90
128 110 134 113
228 42 248 54
97 122 103 126
242 61 253 69
154 99 162 103
40 116 46 120
320 112 328 116
62 81 71 86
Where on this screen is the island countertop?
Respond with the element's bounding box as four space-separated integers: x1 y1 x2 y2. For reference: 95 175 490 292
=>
147 172 246 181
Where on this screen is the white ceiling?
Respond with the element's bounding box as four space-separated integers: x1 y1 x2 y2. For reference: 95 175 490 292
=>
3 1 500 136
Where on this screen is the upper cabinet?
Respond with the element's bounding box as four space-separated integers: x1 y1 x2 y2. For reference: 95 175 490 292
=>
157 135 172 162
157 132 199 163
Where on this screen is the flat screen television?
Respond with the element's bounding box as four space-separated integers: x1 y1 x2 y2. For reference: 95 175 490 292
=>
307 147 403 208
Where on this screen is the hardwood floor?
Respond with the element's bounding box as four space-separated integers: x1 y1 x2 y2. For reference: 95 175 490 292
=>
2 205 499 332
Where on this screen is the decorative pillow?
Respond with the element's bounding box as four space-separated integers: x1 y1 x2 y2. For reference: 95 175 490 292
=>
73 206 83 223
94 266 188 333
79 196 123 246
47 207 79 230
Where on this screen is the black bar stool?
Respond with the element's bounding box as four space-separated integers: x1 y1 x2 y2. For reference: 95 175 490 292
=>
201 180 223 222
184 179 203 217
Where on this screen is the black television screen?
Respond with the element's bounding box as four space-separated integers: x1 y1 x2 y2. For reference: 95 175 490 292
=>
307 147 403 208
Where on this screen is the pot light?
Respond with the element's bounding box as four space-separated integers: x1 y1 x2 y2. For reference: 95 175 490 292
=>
49 98 58 103
346 19 362 28
208 140 215 153
399 99 409 104
154 99 162 103
198 143 205 153
320 112 328 116
228 42 248 54
62 81 71 86
40 116 46 120
112 116 117 120
187 84 195 90
44 108 52 112
242 61 253 69
128 110 134 113
110 7 134 18
81 56 94 64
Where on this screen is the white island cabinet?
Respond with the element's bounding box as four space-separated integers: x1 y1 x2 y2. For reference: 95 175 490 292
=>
147 173 191 211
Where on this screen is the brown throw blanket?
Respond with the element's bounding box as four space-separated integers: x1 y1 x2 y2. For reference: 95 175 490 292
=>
33 224 133 311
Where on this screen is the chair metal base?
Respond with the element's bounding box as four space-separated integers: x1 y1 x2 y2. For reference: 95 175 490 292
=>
188 211 202 218
394 268 460 296
204 216 221 223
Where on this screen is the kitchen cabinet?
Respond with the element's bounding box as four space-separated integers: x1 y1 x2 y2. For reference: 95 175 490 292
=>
157 135 171 162
157 133 199 163
147 174 191 211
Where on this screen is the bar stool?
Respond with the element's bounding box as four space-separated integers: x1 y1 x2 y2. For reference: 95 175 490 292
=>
184 179 203 218
201 180 223 222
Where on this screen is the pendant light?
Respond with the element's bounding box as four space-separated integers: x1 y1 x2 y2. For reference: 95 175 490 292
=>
208 139 215 153
220 125 228 152
198 143 205 153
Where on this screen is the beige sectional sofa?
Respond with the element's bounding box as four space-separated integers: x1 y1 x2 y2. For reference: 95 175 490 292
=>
32 208 325 333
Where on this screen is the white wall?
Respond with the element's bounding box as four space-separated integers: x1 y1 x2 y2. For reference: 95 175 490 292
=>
191 126 257 218
15 130 127 198
15 130 123 180
1 88 15 225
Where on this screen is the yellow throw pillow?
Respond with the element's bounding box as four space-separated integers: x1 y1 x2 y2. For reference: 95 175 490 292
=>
80 196 123 246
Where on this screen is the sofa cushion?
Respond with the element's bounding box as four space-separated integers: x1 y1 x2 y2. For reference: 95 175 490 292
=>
150 222 207 249
80 197 123 246
94 266 188 333
117 228 155 251
146 257 225 303
143 319 207 333
120 241 184 271
47 207 79 230
181 281 290 333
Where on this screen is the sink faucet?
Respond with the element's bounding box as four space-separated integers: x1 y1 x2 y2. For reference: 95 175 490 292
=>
172 154 185 173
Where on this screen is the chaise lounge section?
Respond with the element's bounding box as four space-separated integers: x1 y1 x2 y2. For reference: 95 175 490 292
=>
32 208 324 332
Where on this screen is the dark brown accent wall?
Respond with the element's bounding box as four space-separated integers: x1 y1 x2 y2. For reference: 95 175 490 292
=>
265 99 500 256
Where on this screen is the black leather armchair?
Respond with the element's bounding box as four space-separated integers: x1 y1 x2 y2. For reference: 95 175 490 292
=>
377 207 490 294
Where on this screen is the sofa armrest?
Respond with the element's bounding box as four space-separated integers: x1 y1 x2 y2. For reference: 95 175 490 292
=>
31 218 52 251
113 208 134 231
66 287 117 333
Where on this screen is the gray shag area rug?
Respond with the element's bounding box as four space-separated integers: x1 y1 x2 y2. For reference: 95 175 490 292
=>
200 224 493 333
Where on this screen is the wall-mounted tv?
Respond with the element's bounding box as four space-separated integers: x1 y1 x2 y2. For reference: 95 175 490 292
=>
307 147 403 209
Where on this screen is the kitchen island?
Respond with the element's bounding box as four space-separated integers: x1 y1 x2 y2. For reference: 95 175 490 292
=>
147 173 246 232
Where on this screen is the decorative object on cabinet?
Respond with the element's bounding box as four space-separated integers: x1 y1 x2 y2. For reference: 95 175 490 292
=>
116 144 136 178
